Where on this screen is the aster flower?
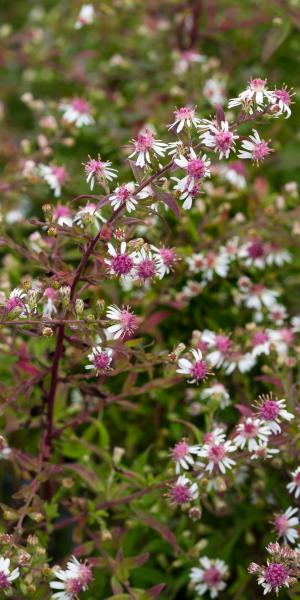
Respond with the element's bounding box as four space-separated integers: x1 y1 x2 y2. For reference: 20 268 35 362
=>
85 345 113 374
228 78 273 111
129 129 167 168
60 98 94 128
265 244 291 266
53 204 73 228
39 164 67 197
200 383 231 409
200 120 238 159
273 507 299 545
168 106 201 133
167 475 199 506
174 49 206 75
83 155 117 190
201 330 232 369
270 85 294 118
42 287 58 318
190 556 229 598
174 148 211 193
172 176 202 210
105 242 136 278
267 327 293 356
134 247 165 282
6 288 27 317
170 439 201 474
106 305 138 339
287 468 300 499
249 560 293 595
203 79 226 106
238 239 267 269
238 129 273 164
198 437 236 474
238 280 279 311
203 251 229 281
110 183 137 212
255 394 294 434
251 330 271 357
50 556 92 599
0 557 19 590
176 349 210 384
150 245 178 276
75 4 94 28
250 443 280 460
234 417 271 452
219 160 247 189
73 203 106 229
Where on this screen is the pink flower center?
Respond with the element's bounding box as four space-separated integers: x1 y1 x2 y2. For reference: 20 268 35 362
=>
252 141 271 162
280 328 293 343
137 259 156 280
203 567 222 587
169 483 191 505
175 107 194 120
85 159 105 175
248 240 264 259
160 248 175 266
117 185 132 201
119 309 138 335
259 399 279 420
215 335 231 353
79 564 93 586
191 359 209 381
7 297 24 312
66 578 84 594
172 440 189 461
208 444 225 463
187 158 206 179
94 352 111 371
275 89 291 104
252 331 269 346
250 78 267 91
242 421 257 438
111 254 134 275
206 252 216 268
295 472 300 485
265 563 288 588
0 572 10 589
51 166 66 183
135 132 154 152
275 515 289 535
215 130 234 151
71 98 90 114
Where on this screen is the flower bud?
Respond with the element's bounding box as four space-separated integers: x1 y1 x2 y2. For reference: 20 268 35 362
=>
75 299 84 315
48 227 57 237
59 286 71 307
42 327 53 337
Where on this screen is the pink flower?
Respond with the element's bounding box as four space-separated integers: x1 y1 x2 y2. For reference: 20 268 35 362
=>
238 129 273 164
150 245 178 276
170 439 201 474
129 129 167 168
168 475 198 506
83 155 117 190
60 98 94 128
255 394 294 434
50 555 93 599
200 120 238 159
177 349 210 384
234 417 271 452
0 558 19 590
110 183 137 212
198 438 236 474
106 305 138 339
270 85 294 118
287 467 300 499
168 106 201 133
134 247 165 282
175 148 211 193
105 242 135 278
273 507 299 544
39 164 67 197
85 345 113 374
190 557 229 598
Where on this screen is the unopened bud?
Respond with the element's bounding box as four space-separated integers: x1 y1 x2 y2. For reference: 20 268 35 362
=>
101 530 112 542
75 299 84 315
96 299 105 316
188 506 202 521
27 534 38 546
0 533 12 544
48 227 57 237
86 312 95 322
59 286 71 307
42 327 53 337
18 551 31 566
29 512 44 523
